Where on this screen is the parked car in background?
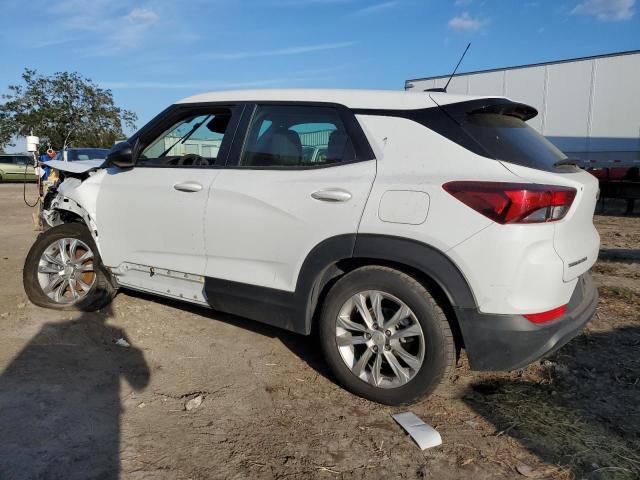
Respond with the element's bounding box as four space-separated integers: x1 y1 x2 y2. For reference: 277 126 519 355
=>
54 148 110 162
302 145 328 164
0 154 36 182
23 89 600 405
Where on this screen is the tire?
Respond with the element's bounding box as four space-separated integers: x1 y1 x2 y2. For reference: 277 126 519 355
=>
23 222 116 311
319 266 455 405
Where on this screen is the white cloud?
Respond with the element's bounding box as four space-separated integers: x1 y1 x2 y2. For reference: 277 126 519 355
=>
355 1 398 15
27 0 167 54
448 12 488 32
125 8 160 25
100 65 353 89
454 0 473 5
571 0 635 21
200 41 356 60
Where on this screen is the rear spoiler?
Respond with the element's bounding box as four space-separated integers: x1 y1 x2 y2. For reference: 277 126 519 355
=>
466 102 538 121
430 96 538 121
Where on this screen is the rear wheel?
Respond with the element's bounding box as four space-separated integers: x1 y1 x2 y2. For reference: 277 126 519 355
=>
23 223 115 311
319 266 454 405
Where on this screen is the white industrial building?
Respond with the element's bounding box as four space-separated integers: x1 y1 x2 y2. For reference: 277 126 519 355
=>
405 50 640 166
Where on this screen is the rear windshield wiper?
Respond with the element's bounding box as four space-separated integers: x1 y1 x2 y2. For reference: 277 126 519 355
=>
554 158 579 168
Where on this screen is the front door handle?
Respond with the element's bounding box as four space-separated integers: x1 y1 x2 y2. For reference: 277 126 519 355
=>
174 181 203 193
311 189 352 202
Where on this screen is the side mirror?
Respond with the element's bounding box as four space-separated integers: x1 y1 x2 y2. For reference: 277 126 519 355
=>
106 141 134 168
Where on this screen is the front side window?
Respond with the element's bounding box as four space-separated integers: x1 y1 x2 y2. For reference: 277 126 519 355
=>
139 108 233 167
240 105 356 167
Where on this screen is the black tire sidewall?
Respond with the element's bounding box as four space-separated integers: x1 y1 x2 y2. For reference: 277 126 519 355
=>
319 267 452 405
23 223 114 311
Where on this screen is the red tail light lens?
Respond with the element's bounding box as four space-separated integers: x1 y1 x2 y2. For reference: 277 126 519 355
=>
443 181 576 224
523 305 567 323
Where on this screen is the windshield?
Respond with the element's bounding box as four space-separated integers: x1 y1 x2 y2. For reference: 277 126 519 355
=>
56 149 109 161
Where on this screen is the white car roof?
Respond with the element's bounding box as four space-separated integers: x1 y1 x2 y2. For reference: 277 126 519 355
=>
176 89 499 110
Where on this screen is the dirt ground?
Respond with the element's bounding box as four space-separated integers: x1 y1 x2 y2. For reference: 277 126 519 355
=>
0 183 638 480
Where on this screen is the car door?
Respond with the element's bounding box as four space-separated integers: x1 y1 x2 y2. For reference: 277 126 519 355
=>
0 156 19 180
13 156 36 180
0 156 14 180
204 103 377 293
95 104 242 276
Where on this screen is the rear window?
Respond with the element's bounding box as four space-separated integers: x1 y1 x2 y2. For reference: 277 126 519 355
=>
461 113 568 171
239 105 356 168
375 99 577 173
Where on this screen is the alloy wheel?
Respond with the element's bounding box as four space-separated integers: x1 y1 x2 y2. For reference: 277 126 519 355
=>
335 290 425 389
36 238 97 304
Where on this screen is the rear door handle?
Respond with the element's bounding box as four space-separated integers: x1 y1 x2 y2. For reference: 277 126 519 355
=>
174 181 203 193
311 189 352 202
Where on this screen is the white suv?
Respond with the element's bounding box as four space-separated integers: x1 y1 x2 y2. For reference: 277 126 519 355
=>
24 90 600 405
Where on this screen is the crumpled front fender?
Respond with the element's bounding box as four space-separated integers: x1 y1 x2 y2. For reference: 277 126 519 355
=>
42 172 105 253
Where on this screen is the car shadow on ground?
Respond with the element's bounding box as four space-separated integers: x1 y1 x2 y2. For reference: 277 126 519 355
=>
0 297 150 480
122 289 333 381
463 326 640 480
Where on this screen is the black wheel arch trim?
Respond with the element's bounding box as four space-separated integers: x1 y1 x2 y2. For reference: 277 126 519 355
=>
352 234 476 310
204 234 477 336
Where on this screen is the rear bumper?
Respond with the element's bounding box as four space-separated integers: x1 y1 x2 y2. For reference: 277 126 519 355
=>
455 273 598 371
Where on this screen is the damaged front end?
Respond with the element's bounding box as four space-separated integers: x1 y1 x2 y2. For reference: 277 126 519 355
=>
41 160 105 239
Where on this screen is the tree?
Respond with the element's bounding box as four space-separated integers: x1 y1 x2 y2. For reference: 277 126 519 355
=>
0 69 137 152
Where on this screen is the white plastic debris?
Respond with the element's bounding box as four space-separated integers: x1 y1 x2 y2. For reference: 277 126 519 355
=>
114 338 130 348
185 395 203 411
392 412 442 450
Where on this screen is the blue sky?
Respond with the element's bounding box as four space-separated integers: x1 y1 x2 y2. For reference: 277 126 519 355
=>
1 0 639 138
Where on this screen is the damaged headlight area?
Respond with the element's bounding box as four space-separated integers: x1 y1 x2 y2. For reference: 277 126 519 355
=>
41 181 86 228
40 160 105 233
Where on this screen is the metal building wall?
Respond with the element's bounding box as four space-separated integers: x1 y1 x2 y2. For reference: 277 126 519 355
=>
405 51 640 165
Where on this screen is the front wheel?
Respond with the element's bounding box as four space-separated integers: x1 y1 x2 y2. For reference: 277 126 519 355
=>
319 266 455 405
23 223 115 311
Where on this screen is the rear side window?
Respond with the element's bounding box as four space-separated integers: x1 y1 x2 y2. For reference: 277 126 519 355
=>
240 105 356 168
461 113 567 171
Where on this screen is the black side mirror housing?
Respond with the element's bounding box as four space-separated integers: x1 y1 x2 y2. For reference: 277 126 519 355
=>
106 141 134 168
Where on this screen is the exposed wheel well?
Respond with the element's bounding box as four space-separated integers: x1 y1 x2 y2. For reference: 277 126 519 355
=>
309 257 465 353
58 210 84 224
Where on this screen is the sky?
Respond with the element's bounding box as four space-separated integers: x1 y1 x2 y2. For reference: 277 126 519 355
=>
1 0 639 144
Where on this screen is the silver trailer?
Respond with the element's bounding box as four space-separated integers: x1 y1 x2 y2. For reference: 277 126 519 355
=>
406 50 640 168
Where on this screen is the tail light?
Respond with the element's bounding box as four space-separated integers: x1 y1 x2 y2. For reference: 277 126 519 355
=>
443 181 576 224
